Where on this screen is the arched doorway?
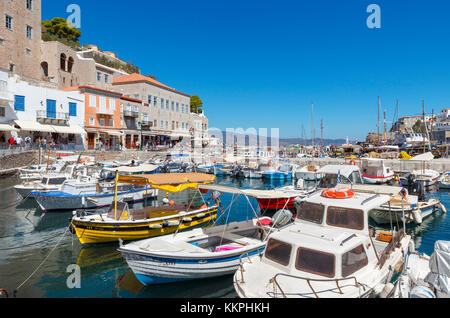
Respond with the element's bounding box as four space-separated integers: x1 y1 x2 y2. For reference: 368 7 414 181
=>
41 61 48 77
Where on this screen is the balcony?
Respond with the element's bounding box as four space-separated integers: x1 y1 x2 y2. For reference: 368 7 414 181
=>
96 107 115 115
122 109 139 117
36 110 69 125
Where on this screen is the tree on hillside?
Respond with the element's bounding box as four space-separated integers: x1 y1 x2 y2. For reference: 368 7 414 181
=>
190 95 203 114
412 120 425 134
42 17 81 48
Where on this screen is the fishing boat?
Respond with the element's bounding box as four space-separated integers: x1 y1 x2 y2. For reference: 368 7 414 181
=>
233 186 414 298
118 185 294 285
438 172 450 189
295 165 322 182
400 169 440 187
32 176 156 212
360 158 395 184
213 165 233 177
317 165 364 188
368 187 444 225
15 174 70 198
18 162 67 181
393 240 450 298
70 173 218 245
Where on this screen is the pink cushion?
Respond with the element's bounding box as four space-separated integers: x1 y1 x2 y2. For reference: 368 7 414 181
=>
215 246 243 253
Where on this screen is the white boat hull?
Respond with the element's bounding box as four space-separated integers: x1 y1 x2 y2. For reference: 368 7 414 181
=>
33 188 157 212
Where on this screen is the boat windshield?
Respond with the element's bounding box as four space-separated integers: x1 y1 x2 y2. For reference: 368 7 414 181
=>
318 174 351 188
296 202 324 224
265 238 292 266
44 177 67 185
342 245 368 277
326 206 364 230
295 247 335 278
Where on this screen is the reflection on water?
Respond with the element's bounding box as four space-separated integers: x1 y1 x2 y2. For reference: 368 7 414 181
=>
0 175 448 298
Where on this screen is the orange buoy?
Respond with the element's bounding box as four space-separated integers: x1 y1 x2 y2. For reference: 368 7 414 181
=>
169 200 175 206
321 188 355 199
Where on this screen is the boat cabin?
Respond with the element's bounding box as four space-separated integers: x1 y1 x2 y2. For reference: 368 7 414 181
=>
317 165 363 188
360 158 392 178
294 190 390 234
41 175 68 186
263 226 376 281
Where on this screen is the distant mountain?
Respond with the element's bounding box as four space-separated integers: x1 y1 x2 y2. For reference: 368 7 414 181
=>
279 138 347 147
212 131 346 147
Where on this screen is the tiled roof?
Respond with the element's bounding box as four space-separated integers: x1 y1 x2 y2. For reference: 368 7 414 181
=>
62 85 122 96
113 73 190 97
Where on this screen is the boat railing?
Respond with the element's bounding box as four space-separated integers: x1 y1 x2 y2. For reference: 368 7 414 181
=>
267 273 362 299
237 249 264 284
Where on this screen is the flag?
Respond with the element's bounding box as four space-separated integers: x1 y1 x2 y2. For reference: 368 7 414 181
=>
337 170 341 184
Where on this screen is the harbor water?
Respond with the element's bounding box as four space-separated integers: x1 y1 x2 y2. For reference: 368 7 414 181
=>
0 175 448 298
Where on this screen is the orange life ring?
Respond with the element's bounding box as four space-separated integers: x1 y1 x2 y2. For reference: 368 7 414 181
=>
321 188 355 199
350 160 357 166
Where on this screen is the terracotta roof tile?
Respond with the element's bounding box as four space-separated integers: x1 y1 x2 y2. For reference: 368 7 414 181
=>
113 73 190 97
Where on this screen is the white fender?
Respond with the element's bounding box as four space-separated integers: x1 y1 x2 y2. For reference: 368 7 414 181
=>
412 209 423 225
439 203 447 214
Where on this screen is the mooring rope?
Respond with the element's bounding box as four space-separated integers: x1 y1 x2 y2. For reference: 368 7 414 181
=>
12 226 70 297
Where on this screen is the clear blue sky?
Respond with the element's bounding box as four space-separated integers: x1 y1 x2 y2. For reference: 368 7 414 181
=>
42 0 450 141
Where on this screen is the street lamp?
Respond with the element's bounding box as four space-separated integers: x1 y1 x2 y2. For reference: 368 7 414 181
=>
138 121 143 151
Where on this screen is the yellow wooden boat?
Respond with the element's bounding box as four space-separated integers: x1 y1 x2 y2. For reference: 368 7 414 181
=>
70 173 218 245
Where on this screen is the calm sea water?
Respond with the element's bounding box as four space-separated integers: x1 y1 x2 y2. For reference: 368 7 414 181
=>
0 175 448 298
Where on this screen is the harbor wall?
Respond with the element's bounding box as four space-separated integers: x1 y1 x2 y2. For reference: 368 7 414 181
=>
0 151 40 176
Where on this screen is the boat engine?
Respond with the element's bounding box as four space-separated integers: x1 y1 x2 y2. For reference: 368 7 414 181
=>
272 209 293 228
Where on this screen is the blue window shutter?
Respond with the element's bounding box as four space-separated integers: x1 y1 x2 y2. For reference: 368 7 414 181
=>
14 95 25 111
46 99 56 118
69 102 77 117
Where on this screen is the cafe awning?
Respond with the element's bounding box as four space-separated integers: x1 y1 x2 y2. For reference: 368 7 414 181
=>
100 130 124 137
14 120 55 133
50 125 85 135
0 124 19 132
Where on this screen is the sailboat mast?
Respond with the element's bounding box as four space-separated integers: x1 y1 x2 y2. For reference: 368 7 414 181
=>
378 96 381 146
321 119 324 153
423 100 426 155
312 103 314 147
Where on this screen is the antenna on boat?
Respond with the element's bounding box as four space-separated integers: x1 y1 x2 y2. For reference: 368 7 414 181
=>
114 170 119 220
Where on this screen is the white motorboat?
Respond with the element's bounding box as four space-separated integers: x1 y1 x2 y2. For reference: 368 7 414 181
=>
32 175 157 212
360 158 395 184
14 174 69 198
317 165 364 188
118 184 294 285
438 172 450 189
18 162 67 181
393 241 450 298
400 169 440 187
233 186 414 298
295 165 322 182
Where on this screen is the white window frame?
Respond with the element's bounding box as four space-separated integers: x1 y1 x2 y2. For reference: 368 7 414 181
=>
5 15 13 31
26 25 33 39
89 117 95 126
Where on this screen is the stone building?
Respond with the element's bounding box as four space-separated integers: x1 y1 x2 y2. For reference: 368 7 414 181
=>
63 85 122 150
112 73 192 146
0 0 42 81
40 42 131 90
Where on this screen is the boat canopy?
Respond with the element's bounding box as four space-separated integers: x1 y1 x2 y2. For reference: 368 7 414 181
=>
317 165 360 179
105 164 159 174
118 173 216 192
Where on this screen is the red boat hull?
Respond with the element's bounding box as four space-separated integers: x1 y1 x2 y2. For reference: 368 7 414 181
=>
257 197 295 210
